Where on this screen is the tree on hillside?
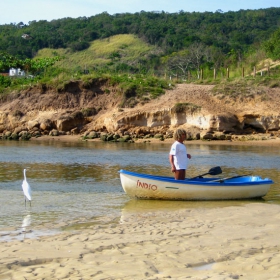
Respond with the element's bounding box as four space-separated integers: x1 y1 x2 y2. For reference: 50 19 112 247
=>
0 51 60 74
165 43 215 79
263 28 280 60
166 50 192 79
0 52 21 71
21 56 61 75
209 47 226 69
187 42 209 78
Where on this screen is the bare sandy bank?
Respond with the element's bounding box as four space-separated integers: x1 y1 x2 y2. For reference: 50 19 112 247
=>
1 203 280 279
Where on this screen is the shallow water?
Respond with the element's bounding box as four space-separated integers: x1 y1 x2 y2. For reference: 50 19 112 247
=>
0 139 279 240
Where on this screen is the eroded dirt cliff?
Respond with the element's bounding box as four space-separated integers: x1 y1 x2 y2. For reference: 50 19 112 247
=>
0 81 280 139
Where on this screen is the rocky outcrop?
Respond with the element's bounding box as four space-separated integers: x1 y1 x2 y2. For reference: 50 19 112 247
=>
112 111 239 133
0 82 280 141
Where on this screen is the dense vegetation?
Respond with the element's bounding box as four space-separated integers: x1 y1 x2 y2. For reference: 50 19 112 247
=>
1 8 280 57
0 7 280 96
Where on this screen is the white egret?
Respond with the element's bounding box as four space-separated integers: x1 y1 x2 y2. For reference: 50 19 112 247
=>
22 169 32 207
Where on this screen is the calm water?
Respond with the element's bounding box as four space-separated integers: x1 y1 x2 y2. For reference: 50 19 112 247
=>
0 139 280 240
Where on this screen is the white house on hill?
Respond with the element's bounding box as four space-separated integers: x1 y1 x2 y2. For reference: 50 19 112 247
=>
9 68 26 77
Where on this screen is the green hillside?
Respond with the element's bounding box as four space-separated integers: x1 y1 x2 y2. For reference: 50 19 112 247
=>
35 34 158 71
1 8 280 94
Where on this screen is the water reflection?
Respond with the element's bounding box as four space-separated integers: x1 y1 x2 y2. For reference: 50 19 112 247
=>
119 198 268 224
121 197 265 213
21 214 32 240
21 214 31 231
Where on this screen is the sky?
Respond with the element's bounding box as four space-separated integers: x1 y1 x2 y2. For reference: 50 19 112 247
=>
1 0 279 25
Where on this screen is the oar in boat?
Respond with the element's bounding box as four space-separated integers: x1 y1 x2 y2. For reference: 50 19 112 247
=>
190 166 222 180
210 174 252 183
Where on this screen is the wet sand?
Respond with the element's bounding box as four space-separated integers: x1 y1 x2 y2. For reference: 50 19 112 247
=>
1 203 280 279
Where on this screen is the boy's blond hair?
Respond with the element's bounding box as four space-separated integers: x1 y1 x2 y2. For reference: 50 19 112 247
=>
173 129 187 140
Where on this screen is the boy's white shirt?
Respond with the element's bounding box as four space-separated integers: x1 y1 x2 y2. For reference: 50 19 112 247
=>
170 141 188 169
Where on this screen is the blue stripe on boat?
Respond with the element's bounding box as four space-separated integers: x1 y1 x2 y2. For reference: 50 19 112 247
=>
119 169 273 186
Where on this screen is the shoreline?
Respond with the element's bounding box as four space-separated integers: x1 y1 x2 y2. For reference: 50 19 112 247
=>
29 134 280 147
1 203 280 279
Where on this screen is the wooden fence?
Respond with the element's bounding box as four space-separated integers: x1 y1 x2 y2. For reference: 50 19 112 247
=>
167 65 278 81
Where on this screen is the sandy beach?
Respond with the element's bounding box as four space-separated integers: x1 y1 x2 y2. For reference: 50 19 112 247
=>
0 203 280 279
1 135 280 279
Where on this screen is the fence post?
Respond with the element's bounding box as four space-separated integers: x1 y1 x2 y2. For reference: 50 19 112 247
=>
267 66 270 76
227 68 229 79
214 68 216 79
242 67 244 78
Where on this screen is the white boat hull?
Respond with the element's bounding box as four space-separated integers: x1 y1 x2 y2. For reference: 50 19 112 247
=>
119 170 273 200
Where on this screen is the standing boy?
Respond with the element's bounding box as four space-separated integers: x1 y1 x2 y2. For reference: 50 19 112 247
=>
169 129 192 180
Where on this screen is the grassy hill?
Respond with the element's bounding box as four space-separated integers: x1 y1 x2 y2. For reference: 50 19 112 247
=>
1 34 280 98
35 34 159 71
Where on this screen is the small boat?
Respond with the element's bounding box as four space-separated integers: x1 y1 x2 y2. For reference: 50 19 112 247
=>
119 167 274 200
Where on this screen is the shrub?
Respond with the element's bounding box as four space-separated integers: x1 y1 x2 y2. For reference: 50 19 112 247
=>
173 103 201 113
